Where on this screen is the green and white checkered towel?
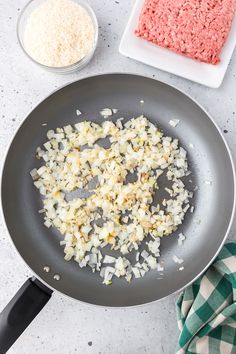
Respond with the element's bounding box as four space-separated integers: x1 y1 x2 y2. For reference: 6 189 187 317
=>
176 242 236 354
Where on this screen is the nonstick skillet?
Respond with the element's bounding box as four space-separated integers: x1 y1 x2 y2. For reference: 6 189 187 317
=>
0 74 235 353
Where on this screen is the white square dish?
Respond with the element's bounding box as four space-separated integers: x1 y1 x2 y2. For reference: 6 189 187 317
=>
119 0 236 88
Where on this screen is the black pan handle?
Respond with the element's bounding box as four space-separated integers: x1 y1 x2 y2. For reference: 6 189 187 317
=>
0 277 53 354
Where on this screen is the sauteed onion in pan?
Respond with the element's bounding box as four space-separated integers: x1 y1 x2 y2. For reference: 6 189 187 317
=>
31 116 192 284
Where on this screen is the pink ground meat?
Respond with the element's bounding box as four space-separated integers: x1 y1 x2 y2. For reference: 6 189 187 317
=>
135 0 236 64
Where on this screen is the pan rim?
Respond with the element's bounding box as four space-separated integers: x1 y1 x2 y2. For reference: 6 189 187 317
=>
1 72 235 308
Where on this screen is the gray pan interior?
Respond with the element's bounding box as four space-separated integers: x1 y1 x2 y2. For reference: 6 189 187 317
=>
1 74 235 307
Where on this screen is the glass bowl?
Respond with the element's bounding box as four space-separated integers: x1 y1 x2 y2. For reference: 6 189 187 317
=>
17 0 98 74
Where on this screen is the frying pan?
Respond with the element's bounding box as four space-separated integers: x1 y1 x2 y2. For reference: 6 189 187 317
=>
0 74 235 353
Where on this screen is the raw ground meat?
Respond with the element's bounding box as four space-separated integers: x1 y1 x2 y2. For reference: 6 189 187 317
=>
135 0 236 64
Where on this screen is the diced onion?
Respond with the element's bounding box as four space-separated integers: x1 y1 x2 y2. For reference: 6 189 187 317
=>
31 115 191 284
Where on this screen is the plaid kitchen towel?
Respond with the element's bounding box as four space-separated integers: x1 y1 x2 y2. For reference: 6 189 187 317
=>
176 242 236 354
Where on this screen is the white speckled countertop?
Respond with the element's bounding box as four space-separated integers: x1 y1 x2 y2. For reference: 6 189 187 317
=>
0 1 236 353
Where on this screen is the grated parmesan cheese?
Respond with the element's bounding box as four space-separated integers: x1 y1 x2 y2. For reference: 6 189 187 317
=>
24 0 95 67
